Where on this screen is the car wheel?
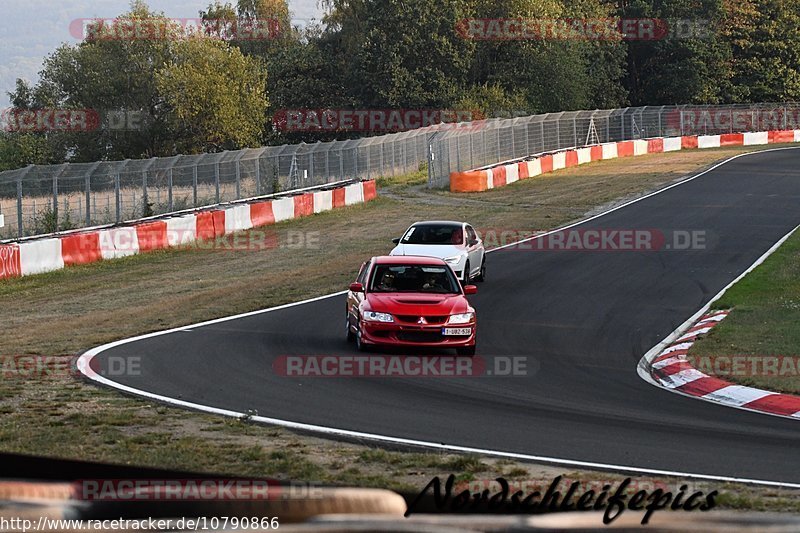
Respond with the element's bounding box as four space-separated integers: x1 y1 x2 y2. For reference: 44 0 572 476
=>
463 261 470 284
356 324 368 352
346 314 355 342
474 258 486 282
457 345 476 356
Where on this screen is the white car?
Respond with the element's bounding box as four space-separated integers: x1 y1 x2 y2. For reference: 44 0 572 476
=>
390 221 485 283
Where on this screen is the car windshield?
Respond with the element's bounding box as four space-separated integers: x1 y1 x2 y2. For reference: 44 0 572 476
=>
401 224 464 245
369 264 460 293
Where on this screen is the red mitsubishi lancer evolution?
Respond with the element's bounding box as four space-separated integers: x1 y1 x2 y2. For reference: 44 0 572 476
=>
346 255 477 355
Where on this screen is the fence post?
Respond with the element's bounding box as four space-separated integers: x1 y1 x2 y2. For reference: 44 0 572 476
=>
17 168 27 238
427 133 438 188
168 167 174 211
465 132 472 169
214 161 220 203
456 135 461 171
52 170 59 232
235 159 241 200
193 165 198 206
115 173 121 223
556 120 560 149
573 117 577 147
365 145 370 180
255 158 261 196
525 123 530 156
142 170 148 217
540 121 545 152
391 141 396 176
85 171 91 227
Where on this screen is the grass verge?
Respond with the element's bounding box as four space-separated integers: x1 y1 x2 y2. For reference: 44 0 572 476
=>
1 144 798 511
690 227 800 394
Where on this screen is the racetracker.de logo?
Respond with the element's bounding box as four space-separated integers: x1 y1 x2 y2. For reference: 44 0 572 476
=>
69 18 283 41
693 355 800 377
75 479 311 501
476 228 707 252
666 108 800 134
0 108 145 133
273 355 530 378
455 18 710 41
273 109 485 133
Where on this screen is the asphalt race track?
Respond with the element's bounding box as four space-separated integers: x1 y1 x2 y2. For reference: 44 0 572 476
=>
88 148 800 484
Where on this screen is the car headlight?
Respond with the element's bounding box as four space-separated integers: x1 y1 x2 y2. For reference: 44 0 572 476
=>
363 311 394 323
448 312 474 324
444 255 463 265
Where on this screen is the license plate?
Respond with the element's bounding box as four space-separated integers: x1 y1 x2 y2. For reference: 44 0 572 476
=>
442 327 472 336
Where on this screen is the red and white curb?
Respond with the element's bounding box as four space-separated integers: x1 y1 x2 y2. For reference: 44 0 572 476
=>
649 310 800 419
451 129 800 192
0 180 377 281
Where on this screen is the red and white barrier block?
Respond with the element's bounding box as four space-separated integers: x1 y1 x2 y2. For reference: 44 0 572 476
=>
450 129 800 192
0 180 377 281
649 311 800 419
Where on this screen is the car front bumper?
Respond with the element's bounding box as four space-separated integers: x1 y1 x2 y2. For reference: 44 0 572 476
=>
360 320 476 349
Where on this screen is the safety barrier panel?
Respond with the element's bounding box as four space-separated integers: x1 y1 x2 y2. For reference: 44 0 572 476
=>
449 130 800 193
0 180 377 280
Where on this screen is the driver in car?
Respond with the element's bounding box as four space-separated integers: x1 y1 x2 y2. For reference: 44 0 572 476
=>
422 272 445 291
378 271 396 291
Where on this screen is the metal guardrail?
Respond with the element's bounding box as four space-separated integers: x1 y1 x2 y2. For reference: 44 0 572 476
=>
426 102 800 188
0 129 433 239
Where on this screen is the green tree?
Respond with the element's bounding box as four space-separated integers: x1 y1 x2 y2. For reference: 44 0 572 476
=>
723 0 800 102
618 0 735 105
156 37 269 152
21 1 181 160
324 0 476 108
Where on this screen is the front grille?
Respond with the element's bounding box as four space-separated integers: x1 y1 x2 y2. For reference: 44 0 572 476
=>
397 315 448 325
397 331 443 343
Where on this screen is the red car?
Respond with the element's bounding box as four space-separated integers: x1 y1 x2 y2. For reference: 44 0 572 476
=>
346 256 477 355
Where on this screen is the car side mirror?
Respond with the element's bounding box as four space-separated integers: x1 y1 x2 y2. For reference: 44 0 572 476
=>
469 239 478 246
463 285 477 295
349 282 364 293
392 237 401 244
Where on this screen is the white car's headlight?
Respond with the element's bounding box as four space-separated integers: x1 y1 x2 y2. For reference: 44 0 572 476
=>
363 311 394 323
444 255 463 265
448 312 474 324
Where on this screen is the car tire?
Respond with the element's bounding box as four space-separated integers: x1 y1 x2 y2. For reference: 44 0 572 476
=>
474 258 486 282
356 324 368 352
346 315 355 342
457 345 476 356
463 261 470 285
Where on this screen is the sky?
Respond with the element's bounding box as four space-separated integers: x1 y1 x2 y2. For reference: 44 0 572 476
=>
0 0 324 107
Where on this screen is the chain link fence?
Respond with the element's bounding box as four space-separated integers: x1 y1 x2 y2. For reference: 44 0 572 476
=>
428 102 800 188
0 128 434 239
3 102 799 238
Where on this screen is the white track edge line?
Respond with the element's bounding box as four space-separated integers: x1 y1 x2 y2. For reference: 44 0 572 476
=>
72 356 800 490
78 146 800 489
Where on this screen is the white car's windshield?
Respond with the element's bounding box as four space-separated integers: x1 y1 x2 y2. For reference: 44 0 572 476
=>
370 265 460 293
402 224 464 245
